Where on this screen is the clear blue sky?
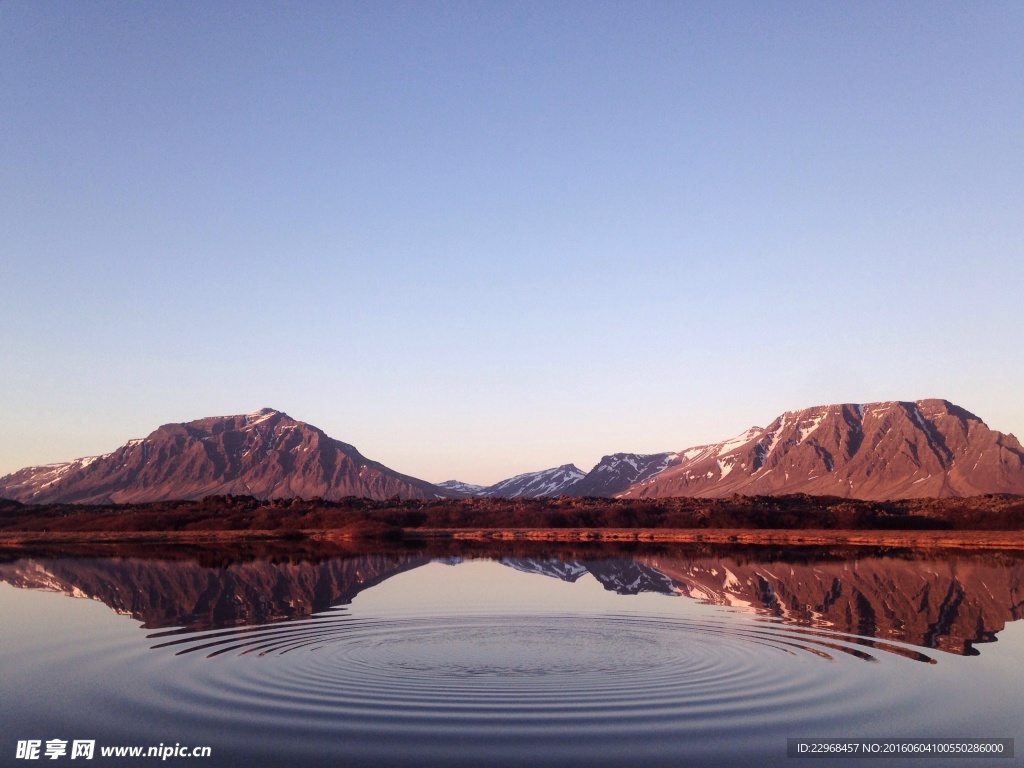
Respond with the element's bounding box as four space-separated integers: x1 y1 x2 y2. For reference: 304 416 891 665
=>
2 1 1022 484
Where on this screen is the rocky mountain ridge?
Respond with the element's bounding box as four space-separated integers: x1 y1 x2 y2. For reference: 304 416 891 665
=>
440 464 586 498
442 399 1024 501
440 452 674 499
0 408 454 504
2 399 1022 504
619 399 1024 500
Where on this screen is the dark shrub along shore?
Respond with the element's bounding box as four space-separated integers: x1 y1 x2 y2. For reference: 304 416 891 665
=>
1 493 1023 535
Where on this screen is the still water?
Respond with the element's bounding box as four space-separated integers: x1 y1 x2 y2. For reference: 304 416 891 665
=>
1 543 1021 767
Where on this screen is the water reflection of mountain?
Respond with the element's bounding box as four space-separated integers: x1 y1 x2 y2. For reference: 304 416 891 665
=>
500 557 679 595
1 549 1022 655
0 554 429 629
502 554 1024 655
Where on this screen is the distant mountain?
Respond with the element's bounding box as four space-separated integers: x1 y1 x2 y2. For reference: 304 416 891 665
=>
478 464 586 498
483 463 586 498
569 452 675 497
413 399 1024 502
618 399 1024 501
444 455 671 499
0 408 454 504
436 480 487 496
4 399 1021 505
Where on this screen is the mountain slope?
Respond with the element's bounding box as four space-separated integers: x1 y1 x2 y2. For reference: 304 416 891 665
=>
480 464 586 497
0 408 453 504
619 399 1024 500
444 455 671 499
436 480 487 496
4 399 1020 505
569 452 675 497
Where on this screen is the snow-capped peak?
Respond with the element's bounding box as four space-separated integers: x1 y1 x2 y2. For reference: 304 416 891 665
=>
480 464 586 498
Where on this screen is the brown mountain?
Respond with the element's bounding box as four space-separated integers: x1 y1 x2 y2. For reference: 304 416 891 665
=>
619 399 1024 501
568 452 675 496
0 408 452 504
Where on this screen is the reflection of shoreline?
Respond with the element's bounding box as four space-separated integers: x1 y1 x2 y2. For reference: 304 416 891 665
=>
1 545 1023 656
2 526 1024 551
5 537 1024 569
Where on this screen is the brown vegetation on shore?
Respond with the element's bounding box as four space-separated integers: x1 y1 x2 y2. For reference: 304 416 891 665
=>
0 492 1022 549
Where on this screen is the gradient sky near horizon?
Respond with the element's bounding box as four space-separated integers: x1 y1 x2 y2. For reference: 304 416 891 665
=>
2 1 1022 485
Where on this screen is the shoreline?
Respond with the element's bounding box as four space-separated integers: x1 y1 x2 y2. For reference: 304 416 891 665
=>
409 527 1024 550
1 527 1022 551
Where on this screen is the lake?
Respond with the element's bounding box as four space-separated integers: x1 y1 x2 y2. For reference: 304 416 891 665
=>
1 542 1021 766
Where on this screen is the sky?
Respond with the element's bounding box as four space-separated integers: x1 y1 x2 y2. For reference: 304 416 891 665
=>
2 1 1022 485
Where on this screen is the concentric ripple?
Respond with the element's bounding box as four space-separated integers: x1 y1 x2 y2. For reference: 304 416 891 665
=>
149 608 936 665
140 608 936 752
2 582 964 768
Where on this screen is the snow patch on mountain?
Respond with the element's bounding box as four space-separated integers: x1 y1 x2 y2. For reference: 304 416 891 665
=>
436 480 487 496
569 452 677 497
481 464 585 498
616 398 1024 500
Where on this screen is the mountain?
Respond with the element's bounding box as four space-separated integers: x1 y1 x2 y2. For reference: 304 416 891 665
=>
478 464 586 498
444 455 669 499
0 408 454 504
446 398 1024 501
569 452 675 496
440 465 586 498
436 480 487 496
618 399 1024 501
4 398 1020 505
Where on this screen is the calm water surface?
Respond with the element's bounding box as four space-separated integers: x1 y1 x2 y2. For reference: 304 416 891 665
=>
1 544 1021 767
